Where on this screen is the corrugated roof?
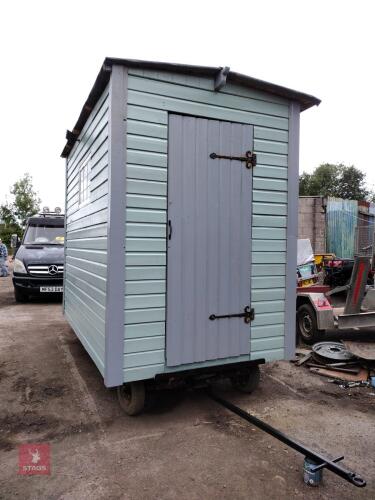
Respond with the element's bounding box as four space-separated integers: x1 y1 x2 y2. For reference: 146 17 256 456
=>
61 57 321 158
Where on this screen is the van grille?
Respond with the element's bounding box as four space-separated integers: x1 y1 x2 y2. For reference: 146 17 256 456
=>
27 265 64 276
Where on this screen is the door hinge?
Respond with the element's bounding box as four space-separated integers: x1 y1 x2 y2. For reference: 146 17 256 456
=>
210 151 256 169
209 306 255 324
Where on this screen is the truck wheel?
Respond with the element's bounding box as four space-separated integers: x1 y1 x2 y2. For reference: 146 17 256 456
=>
14 288 28 303
297 303 323 344
117 382 145 416
231 365 260 394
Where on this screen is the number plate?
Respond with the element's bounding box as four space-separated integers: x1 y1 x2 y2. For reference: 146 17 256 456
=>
40 286 63 293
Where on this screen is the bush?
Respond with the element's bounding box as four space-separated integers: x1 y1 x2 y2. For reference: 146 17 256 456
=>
0 226 23 250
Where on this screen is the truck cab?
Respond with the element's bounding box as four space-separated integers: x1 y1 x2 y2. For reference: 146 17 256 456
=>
12 210 65 302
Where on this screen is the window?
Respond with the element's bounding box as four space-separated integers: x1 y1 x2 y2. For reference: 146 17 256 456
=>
79 157 90 206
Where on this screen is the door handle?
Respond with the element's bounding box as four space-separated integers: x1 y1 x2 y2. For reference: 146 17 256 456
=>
168 220 172 240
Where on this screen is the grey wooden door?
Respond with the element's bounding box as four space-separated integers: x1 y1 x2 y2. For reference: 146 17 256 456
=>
166 115 253 367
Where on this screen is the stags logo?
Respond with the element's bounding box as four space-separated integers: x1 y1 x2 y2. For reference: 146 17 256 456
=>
19 444 50 475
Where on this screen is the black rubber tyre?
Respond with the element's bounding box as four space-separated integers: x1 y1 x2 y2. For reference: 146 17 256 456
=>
231 365 260 394
14 287 28 303
117 382 146 416
297 303 323 345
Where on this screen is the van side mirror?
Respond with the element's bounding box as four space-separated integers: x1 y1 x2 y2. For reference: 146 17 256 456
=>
10 234 20 249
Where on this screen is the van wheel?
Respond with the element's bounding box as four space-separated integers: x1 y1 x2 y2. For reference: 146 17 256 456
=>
231 365 260 394
297 303 323 344
117 382 145 416
14 288 28 303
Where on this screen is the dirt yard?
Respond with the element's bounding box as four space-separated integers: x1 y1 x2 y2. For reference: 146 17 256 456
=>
0 272 374 499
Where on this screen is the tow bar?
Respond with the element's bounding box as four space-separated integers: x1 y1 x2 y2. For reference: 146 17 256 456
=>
207 390 366 488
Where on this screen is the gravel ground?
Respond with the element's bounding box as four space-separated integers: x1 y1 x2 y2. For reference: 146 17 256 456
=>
0 271 374 499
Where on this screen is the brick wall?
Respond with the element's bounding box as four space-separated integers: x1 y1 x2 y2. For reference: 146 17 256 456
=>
298 196 326 253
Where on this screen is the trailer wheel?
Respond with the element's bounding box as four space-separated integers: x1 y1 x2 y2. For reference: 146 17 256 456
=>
297 303 323 344
231 365 260 394
117 381 145 416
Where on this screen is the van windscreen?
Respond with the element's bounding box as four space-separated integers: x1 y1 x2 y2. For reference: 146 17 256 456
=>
24 224 65 245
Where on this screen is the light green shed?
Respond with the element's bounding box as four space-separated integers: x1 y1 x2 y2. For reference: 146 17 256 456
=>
61 58 319 413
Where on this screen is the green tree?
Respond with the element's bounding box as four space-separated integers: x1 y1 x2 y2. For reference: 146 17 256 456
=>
10 173 40 227
0 202 17 227
299 163 371 200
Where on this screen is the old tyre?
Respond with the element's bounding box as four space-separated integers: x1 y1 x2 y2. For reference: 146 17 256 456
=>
117 382 145 416
231 365 260 394
14 288 28 303
297 303 323 344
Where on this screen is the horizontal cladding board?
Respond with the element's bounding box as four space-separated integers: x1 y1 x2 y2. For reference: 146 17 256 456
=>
252 252 286 264
126 223 166 238
126 266 166 281
252 311 285 327
126 253 166 266
128 68 289 105
67 223 107 240
126 238 166 252
128 75 289 118
90 182 109 205
253 165 287 180
125 322 165 339
68 90 109 167
253 178 288 192
127 208 166 224
64 297 104 349
66 262 107 294
253 202 287 216
127 119 168 138
252 227 286 240
66 255 107 279
254 139 288 154
252 300 285 314
124 336 165 354
127 149 167 167
66 209 108 232
127 104 168 124
68 98 109 168
65 273 105 309
65 310 104 375
251 324 285 339
67 196 108 225
65 278 106 321
252 264 286 276
253 215 287 228
127 164 167 182
252 276 286 289
127 135 167 153
251 336 284 352
125 307 165 324
125 293 165 310
90 165 108 192
90 151 108 181
255 152 288 167
128 90 289 130
66 247 107 265
127 194 167 210
124 364 165 382
252 288 285 302
252 239 287 252
253 190 288 204
124 350 165 369
126 280 165 295
127 179 167 197
251 348 284 362
68 121 109 184
254 126 288 143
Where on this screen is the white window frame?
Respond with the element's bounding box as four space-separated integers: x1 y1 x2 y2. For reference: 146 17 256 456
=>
78 156 91 207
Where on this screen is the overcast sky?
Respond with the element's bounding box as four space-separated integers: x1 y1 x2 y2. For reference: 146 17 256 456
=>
1 0 374 209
